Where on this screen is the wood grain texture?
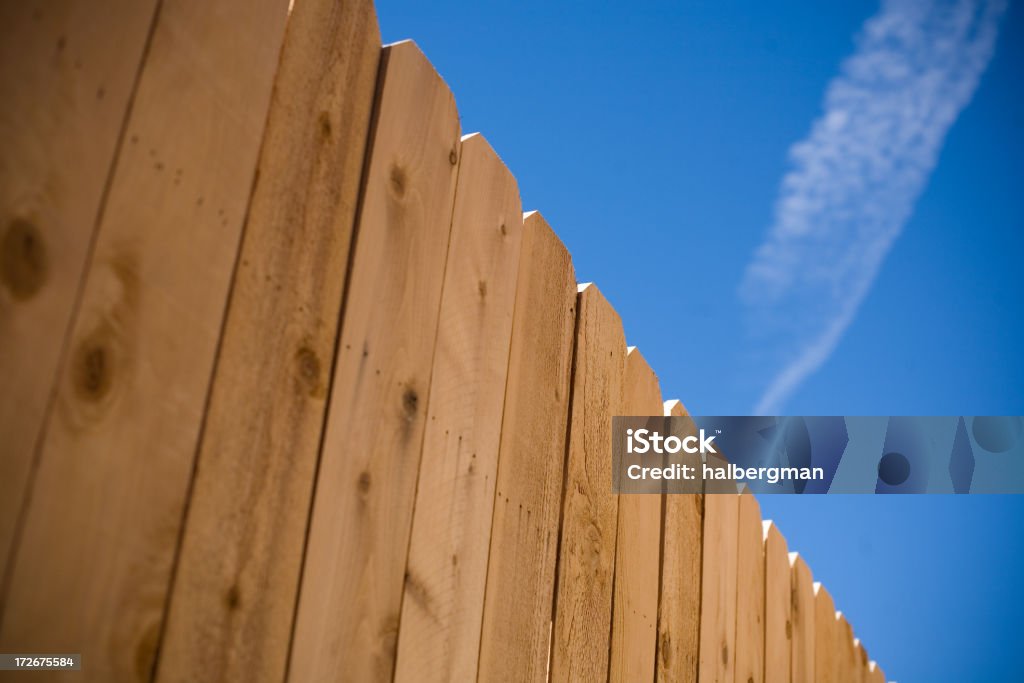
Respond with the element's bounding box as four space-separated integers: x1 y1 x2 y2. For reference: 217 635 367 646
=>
549 283 626 683
153 2 381 681
608 347 663 682
763 521 791 683
735 492 765 683
699 493 739 683
789 553 815 683
393 133 524 682
853 639 869 683
477 212 576 682
0 1 288 680
657 494 703 683
656 398 702 683
0 0 158 577
286 40 461 683
814 583 838 683
0 9 892 681
835 613 857 683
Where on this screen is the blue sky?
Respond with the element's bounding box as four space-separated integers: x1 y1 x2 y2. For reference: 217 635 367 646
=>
376 0 1024 679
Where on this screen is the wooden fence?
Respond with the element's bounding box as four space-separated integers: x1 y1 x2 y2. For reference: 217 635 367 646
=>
0 0 889 681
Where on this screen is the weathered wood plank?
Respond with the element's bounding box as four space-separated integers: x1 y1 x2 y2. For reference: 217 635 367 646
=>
814 582 839 683
0 0 290 679
656 399 702 683
153 2 382 681
763 521 791 683
735 492 765 683
698 493 739 683
789 553 815 683
608 347 662 682
286 40 462 683
393 132 524 682
550 283 626 683
477 212 576 682
0 0 159 576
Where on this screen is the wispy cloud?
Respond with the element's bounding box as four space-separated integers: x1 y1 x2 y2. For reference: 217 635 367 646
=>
740 0 1007 414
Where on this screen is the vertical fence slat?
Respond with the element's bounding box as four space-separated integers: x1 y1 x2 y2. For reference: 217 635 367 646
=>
854 639 869 683
867 660 886 683
763 521 791 683
153 1 382 681
550 283 626 683
0 0 159 577
0 1 289 679
287 40 461 683
835 613 857 683
699 493 739 683
814 583 839 683
477 212 577 682
393 133 524 682
789 553 815 683
735 492 765 683
608 348 662 682
657 399 702 683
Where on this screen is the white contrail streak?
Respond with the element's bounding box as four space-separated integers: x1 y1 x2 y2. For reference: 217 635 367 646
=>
740 0 1007 414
